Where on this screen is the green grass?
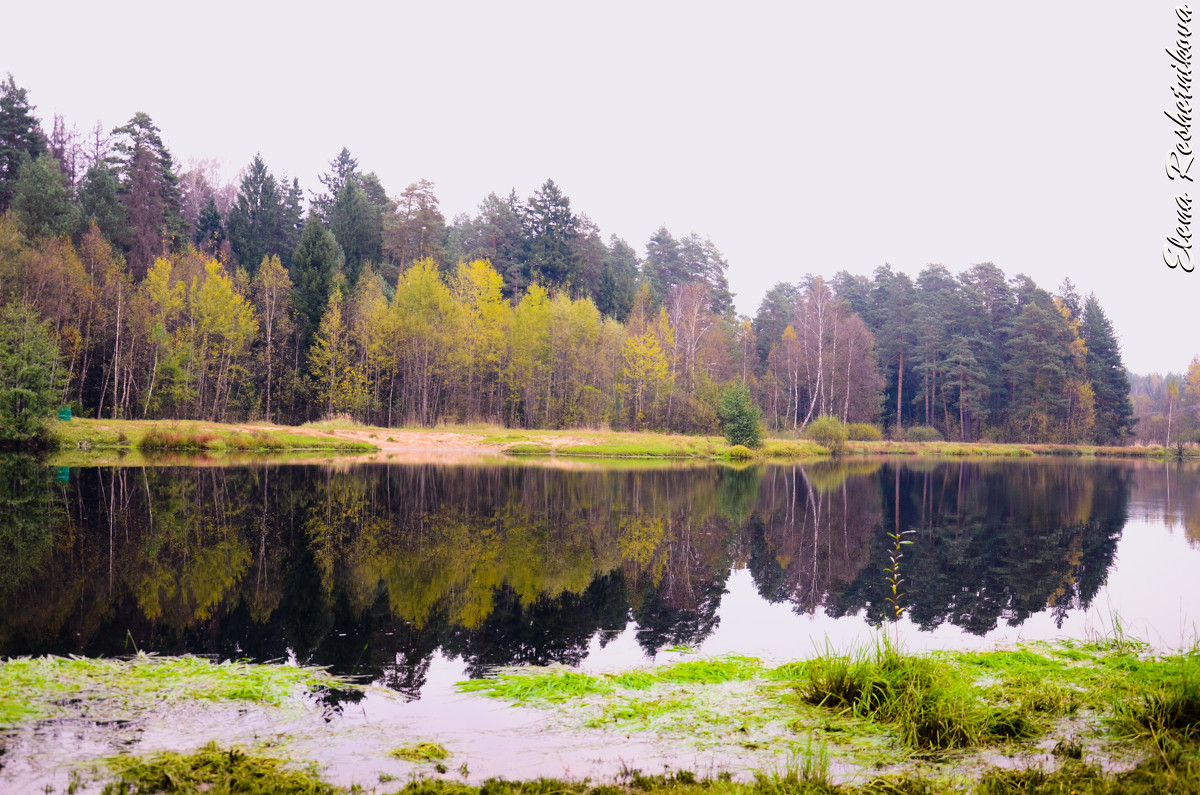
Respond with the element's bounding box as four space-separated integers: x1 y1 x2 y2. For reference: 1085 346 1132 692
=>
390 742 452 762
0 653 352 727
104 741 343 795
49 417 375 456
458 656 767 702
454 640 1200 785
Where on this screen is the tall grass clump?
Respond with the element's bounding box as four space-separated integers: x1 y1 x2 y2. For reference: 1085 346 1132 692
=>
106 741 343 795
792 642 1036 751
1113 651 1200 746
138 428 218 452
224 431 286 451
301 413 366 430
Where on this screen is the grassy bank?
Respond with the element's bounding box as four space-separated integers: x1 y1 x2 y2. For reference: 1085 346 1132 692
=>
5 639 1199 793
49 417 376 458
34 417 1193 464
0 653 352 727
94 750 1200 795
456 638 1200 791
477 425 1187 461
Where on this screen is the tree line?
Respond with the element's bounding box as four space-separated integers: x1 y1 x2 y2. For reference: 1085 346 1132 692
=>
0 74 1137 443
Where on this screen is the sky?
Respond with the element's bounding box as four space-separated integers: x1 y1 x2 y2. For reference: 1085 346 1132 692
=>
5 2 1193 374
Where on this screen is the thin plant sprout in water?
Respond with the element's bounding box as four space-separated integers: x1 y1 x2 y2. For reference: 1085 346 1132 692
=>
883 528 915 642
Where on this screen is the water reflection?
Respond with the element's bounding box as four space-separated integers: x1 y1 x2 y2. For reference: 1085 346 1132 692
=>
0 457 1186 699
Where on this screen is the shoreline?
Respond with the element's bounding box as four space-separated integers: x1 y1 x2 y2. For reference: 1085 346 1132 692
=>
35 417 1197 466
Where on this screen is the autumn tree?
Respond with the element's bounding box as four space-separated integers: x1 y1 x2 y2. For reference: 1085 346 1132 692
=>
250 255 294 422
308 287 354 418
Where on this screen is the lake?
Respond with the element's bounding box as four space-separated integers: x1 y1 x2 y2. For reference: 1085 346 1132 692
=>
3 456 1198 679
2 455 1199 783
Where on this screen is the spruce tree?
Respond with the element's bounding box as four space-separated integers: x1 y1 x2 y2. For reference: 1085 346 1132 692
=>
290 213 344 337
1081 294 1135 443
13 154 78 239
226 154 282 274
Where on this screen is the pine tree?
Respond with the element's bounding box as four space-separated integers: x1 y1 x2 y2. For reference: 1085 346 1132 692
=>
0 74 47 213
108 112 184 276
1081 293 1135 443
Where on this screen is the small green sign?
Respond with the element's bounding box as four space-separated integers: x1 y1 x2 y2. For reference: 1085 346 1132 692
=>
55 467 69 484
58 406 72 421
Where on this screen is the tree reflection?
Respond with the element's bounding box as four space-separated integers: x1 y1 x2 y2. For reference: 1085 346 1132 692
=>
0 455 63 598
0 456 1144 697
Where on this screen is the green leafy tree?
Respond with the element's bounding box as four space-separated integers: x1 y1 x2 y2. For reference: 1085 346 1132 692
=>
643 227 685 305
717 384 762 448
678 233 734 316
753 281 801 367
0 74 47 213
0 303 66 444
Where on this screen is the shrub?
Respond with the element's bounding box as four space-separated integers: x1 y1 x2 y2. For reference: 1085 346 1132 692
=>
904 425 944 443
717 385 762 448
726 444 756 460
846 422 882 441
803 415 848 455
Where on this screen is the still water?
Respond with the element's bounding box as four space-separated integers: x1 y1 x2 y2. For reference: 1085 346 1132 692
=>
2 456 1198 694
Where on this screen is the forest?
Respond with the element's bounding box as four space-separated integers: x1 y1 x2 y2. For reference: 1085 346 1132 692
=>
0 75 1138 444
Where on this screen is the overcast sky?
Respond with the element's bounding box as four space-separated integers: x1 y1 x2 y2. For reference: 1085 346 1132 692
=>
6 2 1193 374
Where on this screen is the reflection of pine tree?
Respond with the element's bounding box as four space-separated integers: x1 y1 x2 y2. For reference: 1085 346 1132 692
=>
746 516 789 603
820 461 1129 635
444 574 629 679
